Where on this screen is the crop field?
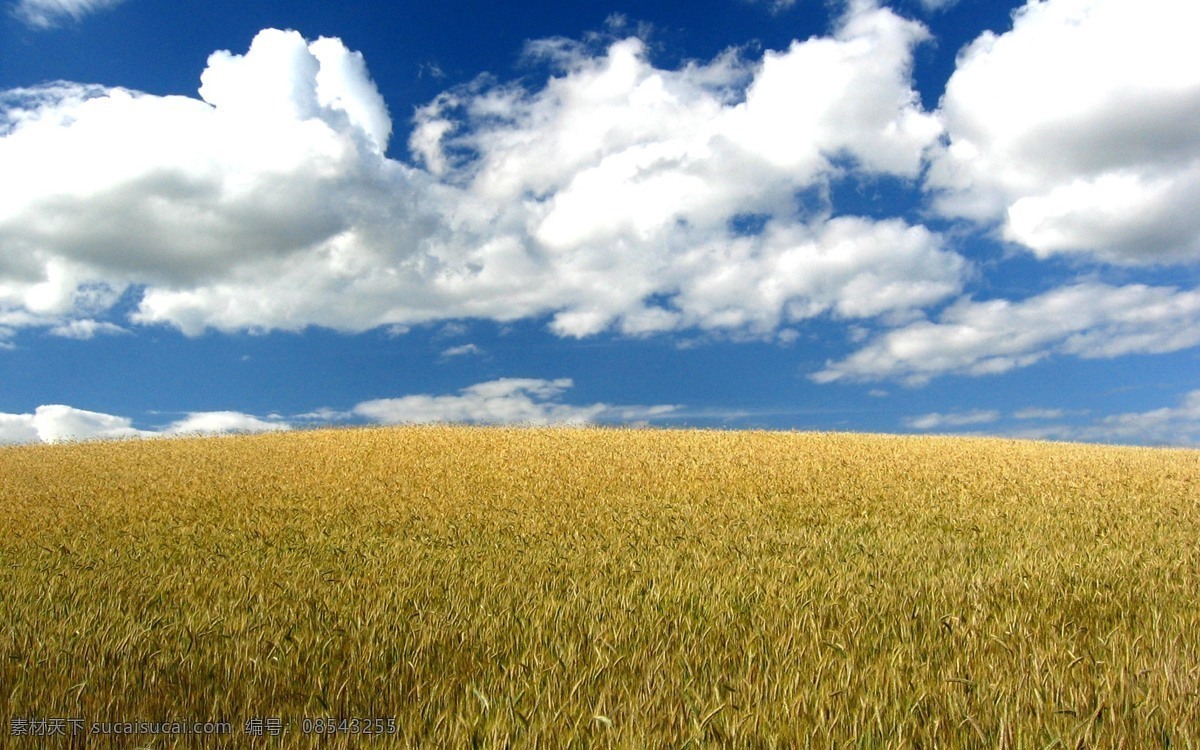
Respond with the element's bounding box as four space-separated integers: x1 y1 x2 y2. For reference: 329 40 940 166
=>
2 426 1199 747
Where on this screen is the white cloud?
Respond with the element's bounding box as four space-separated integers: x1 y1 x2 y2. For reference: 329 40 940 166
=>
0 404 151 443
1013 407 1071 420
905 409 999 430
664 216 964 337
748 0 956 12
927 0 1200 264
0 380 682 443
292 407 353 422
751 0 797 12
1007 390 1200 447
440 343 481 357
0 9 964 343
162 411 290 435
1084 390 1200 446
1 29 403 333
12 0 125 28
0 405 289 444
32 404 150 442
47 318 126 339
0 413 39 443
897 395 1200 447
352 378 678 426
815 282 1200 384
0 308 46 346
436 322 469 338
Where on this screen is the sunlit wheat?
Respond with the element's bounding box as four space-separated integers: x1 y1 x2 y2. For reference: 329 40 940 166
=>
2 426 1198 747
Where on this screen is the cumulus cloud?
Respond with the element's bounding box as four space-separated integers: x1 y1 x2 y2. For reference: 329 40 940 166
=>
927 0 1200 264
0 404 150 444
12 0 125 28
0 30 406 335
815 282 1200 384
0 6 965 343
905 409 999 430
353 378 678 426
0 413 40 443
663 216 963 336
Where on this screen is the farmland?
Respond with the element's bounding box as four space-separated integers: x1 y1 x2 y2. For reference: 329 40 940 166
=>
2 426 1198 747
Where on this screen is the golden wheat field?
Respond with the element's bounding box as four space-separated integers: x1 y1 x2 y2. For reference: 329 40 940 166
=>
1 426 1198 748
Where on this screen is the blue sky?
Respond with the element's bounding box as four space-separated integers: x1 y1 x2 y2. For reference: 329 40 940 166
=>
1 0 1198 445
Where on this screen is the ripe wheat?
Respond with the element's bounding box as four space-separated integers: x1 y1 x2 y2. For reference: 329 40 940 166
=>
2 426 1198 747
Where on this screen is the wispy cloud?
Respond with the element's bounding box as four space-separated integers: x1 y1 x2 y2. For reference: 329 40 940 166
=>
0 379 682 444
905 410 1000 431
742 0 798 13
440 343 482 357
47 319 127 340
12 0 126 28
1013 407 1078 420
916 0 959 12
1008 391 1200 447
352 378 678 426
900 395 1200 447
